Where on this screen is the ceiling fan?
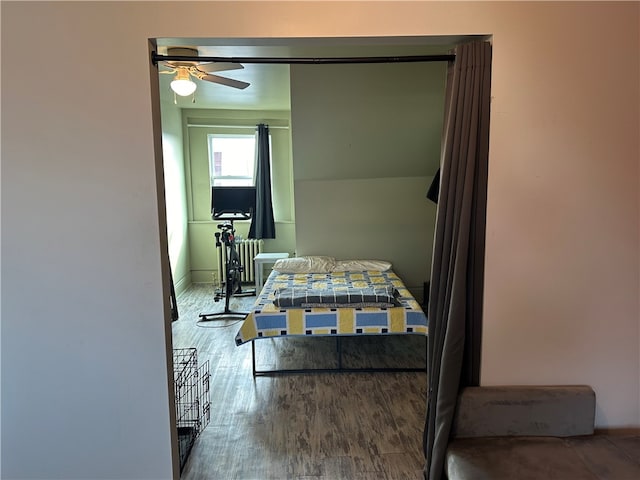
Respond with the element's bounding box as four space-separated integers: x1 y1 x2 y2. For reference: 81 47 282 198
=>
159 47 250 97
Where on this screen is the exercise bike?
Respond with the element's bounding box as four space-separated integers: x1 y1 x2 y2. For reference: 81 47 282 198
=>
199 220 255 321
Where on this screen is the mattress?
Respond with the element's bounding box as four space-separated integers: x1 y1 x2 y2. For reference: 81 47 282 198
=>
235 269 428 345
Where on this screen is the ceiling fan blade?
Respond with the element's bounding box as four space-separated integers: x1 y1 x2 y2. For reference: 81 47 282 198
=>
197 62 244 73
201 74 250 90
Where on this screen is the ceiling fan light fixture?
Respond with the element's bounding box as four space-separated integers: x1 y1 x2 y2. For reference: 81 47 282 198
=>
170 68 197 96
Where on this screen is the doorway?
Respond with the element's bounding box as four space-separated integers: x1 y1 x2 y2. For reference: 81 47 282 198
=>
151 34 484 478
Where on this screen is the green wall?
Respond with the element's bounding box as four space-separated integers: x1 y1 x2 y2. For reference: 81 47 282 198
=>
183 109 296 283
169 62 446 295
160 95 191 295
290 62 446 296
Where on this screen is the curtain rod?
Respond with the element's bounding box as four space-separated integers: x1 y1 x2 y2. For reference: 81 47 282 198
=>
152 52 455 66
187 124 289 129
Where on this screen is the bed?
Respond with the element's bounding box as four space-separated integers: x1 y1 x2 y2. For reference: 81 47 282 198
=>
234 256 428 375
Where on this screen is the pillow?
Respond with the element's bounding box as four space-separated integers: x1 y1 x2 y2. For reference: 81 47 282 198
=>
273 285 399 308
272 256 336 274
332 259 393 272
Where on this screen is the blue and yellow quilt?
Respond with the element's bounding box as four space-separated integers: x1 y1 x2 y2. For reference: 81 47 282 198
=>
235 270 428 345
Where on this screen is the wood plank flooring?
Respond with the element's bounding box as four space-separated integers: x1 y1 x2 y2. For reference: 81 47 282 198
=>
172 283 427 480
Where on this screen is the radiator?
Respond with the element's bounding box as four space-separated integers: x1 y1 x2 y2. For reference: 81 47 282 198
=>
217 238 264 284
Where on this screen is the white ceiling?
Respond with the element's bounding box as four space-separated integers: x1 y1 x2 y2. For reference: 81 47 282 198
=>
155 36 482 110
158 61 291 110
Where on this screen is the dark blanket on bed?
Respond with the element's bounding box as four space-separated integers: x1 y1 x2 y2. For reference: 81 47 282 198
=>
273 285 399 308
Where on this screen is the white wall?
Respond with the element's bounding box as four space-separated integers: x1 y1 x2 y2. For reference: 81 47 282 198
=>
1 2 638 479
478 2 639 428
1 4 178 477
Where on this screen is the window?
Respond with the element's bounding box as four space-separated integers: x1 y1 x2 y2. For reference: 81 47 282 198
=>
207 134 256 187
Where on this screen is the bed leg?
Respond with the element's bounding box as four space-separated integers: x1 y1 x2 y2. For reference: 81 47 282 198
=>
337 337 343 370
251 341 256 377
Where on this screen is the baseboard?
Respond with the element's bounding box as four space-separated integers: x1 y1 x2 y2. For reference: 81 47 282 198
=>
595 427 640 436
191 270 217 284
174 273 192 297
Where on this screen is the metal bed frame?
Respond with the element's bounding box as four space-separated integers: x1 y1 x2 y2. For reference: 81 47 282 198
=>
250 335 427 376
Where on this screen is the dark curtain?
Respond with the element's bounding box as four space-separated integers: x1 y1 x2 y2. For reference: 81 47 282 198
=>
169 261 179 321
426 169 440 203
249 124 276 239
423 41 491 480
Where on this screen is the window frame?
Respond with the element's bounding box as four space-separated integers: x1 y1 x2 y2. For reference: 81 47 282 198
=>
207 133 257 187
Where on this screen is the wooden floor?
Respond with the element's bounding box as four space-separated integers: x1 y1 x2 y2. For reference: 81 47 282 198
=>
172 283 428 480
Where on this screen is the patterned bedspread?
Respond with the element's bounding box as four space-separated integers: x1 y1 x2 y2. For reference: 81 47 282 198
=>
235 270 428 345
